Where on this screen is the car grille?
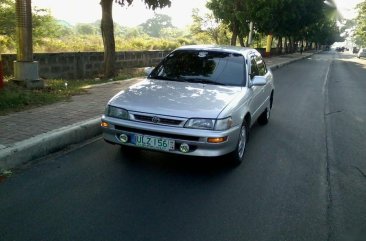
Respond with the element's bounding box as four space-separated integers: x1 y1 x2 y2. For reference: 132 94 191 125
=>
133 114 183 126
114 125 200 142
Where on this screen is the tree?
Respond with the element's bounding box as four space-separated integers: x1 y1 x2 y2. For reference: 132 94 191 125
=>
0 0 15 38
140 13 174 37
100 0 171 78
0 0 67 52
247 0 323 37
75 23 99 35
190 8 229 45
306 17 342 46
206 0 249 46
354 1 366 46
32 7 70 43
246 0 332 51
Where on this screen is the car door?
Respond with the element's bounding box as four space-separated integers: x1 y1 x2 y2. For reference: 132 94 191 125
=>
255 54 272 105
248 54 263 121
248 53 272 120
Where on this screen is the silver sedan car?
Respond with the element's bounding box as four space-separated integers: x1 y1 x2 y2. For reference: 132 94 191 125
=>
101 45 274 164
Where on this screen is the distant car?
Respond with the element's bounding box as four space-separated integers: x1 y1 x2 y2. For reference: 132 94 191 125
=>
101 45 275 165
358 48 366 58
353 47 359 54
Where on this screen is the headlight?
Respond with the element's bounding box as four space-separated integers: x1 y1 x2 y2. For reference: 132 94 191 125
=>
184 117 232 130
184 118 215 130
105 106 129 119
214 117 233 131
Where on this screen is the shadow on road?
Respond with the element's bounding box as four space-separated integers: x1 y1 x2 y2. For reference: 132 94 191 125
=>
117 146 238 177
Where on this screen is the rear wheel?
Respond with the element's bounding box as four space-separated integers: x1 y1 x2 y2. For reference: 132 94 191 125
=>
228 120 248 165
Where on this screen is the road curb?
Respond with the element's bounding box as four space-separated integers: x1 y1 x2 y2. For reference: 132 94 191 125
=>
0 117 101 170
269 52 317 71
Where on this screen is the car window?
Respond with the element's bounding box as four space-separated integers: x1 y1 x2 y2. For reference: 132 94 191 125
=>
250 56 259 77
150 50 246 86
255 55 267 76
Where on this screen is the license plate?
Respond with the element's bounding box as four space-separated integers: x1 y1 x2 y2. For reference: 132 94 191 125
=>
133 134 175 151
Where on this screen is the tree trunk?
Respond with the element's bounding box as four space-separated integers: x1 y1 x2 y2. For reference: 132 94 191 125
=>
289 36 294 53
230 23 238 46
100 0 115 78
277 36 283 54
284 37 289 53
239 34 245 47
212 31 219 45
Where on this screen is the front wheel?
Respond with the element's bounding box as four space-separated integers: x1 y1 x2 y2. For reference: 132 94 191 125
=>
258 107 270 125
227 121 248 165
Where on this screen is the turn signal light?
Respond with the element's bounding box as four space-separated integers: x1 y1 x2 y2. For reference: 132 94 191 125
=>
101 121 109 128
207 137 227 143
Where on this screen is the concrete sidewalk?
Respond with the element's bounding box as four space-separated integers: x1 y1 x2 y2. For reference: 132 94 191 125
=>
0 51 316 170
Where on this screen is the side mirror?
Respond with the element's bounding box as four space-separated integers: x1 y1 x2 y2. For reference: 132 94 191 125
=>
144 67 154 76
251 76 266 86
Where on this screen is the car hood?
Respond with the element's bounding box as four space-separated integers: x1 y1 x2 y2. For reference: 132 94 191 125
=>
108 79 243 118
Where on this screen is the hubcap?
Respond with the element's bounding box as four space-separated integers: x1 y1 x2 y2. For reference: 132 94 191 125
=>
238 125 246 158
266 108 270 120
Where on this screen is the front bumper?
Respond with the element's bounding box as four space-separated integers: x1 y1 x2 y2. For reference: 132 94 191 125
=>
101 116 241 157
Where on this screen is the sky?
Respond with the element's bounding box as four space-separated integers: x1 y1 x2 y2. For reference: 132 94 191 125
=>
31 0 363 28
334 0 363 19
32 0 208 28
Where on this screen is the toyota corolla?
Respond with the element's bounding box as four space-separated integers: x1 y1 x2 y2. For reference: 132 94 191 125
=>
101 45 274 164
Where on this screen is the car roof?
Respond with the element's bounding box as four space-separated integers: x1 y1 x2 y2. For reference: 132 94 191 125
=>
175 45 257 56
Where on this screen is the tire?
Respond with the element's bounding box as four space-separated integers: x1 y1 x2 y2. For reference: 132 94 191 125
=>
258 92 273 125
258 107 270 125
228 120 248 165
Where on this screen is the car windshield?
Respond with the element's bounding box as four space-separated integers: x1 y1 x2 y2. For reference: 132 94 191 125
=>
149 50 246 86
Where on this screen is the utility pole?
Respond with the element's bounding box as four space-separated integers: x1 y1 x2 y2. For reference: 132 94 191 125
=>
13 0 43 88
248 22 253 47
265 34 273 57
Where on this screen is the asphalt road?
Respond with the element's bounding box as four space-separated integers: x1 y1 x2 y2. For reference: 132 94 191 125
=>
1 51 365 241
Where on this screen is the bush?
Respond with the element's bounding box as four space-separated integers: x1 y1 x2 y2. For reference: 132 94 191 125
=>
0 35 15 53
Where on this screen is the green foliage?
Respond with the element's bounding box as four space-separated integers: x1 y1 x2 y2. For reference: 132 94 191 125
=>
247 0 324 37
75 23 99 35
32 7 69 43
115 36 188 51
354 1 366 46
206 0 341 47
0 35 15 53
159 27 186 39
117 26 148 38
34 36 104 52
306 18 342 45
0 80 79 115
0 0 15 38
